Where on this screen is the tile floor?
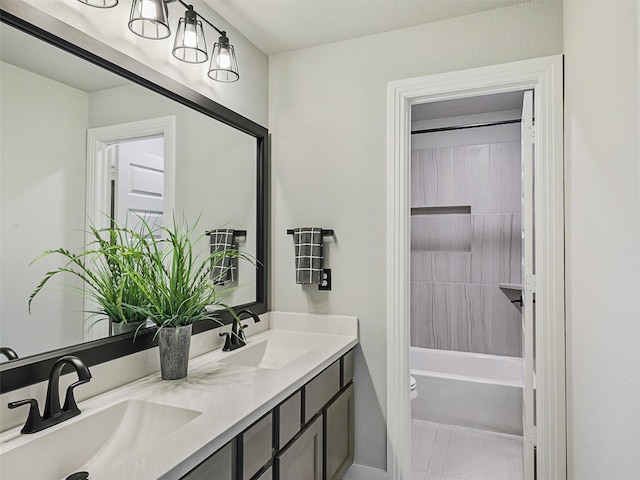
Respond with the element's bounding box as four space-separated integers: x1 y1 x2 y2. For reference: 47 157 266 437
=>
411 419 524 480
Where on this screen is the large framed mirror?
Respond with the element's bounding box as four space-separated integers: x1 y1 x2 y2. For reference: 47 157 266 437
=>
0 5 268 393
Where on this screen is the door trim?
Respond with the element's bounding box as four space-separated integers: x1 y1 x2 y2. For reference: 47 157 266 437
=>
86 116 176 232
386 55 565 479
84 116 176 340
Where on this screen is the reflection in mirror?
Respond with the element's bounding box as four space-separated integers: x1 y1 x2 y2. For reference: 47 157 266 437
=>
0 22 258 362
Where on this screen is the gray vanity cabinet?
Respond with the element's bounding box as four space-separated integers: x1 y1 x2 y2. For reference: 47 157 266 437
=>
276 416 323 479
325 384 354 480
180 349 355 480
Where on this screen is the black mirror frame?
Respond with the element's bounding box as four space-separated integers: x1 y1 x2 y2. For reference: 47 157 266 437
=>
0 3 269 393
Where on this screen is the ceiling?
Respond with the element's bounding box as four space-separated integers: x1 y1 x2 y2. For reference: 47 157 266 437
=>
412 91 525 121
0 23 129 93
203 0 532 55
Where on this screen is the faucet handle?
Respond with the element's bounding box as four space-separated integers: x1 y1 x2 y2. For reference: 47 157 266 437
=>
8 398 42 434
63 377 91 414
239 323 248 343
219 332 232 351
8 398 38 410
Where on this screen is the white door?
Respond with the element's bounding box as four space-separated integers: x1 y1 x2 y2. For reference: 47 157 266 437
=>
114 137 165 237
521 90 536 479
85 117 175 341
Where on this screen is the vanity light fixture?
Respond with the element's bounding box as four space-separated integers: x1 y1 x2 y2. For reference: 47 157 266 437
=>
77 0 240 82
208 32 239 82
172 5 207 63
128 0 171 39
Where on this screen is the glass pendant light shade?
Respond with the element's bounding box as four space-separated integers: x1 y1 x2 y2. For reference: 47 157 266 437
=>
128 0 170 39
208 33 239 83
78 0 118 7
172 7 207 63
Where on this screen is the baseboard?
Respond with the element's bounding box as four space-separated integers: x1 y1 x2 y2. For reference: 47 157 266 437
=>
342 464 387 480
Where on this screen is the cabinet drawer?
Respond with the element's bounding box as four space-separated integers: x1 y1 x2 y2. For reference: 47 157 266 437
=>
278 391 301 449
342 349 354 386
242 413 273 480
276 416 323 480
181 441 234 480
304 360 340 423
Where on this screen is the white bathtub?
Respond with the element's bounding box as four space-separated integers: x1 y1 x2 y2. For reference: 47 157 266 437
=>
410 347 523 435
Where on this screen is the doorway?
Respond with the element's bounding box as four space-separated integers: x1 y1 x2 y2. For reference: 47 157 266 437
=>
84 116 176 340
386 56 565 480
408 90 532 479
110 136 166 235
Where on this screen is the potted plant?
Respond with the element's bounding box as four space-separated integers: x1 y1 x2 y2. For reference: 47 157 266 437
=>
29 224 150 335
118 216 251 380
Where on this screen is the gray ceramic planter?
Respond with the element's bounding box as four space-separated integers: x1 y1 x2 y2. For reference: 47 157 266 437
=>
157 324 192 380
111 320 145 336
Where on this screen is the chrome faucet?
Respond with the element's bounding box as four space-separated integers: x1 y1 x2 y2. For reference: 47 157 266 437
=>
8 355 92 434
219 309 261 351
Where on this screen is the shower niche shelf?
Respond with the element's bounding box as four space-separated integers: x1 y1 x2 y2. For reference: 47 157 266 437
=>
499 283 525 306
410 205 471 216
411 205 471 253
498 283 523 291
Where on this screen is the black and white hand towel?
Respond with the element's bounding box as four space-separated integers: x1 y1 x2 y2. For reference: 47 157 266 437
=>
293 227 323 285
209 229 236 285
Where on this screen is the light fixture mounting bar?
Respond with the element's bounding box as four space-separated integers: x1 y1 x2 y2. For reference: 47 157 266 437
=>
176 0 224 35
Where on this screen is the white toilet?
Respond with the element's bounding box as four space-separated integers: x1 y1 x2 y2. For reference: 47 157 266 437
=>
410 375 418 400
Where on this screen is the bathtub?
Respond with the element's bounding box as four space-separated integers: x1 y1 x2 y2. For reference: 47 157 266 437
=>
410 347 523 435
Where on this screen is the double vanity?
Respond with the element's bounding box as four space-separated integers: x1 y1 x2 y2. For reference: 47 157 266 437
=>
0 312 358 480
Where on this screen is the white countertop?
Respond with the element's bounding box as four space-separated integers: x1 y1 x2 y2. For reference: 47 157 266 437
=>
0 312 358 480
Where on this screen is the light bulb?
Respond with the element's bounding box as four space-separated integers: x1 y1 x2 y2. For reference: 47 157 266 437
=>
140 0 157 19
183 23 197 48
217 49 231 69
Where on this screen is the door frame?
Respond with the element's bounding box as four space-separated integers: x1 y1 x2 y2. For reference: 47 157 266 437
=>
84 116 176 341
386 55 565 479
86 116 176 233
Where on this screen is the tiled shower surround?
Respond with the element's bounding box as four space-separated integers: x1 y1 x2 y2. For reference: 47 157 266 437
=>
410 142 522 357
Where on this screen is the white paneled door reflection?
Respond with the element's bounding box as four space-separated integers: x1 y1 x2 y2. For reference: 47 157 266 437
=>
113 136 165 236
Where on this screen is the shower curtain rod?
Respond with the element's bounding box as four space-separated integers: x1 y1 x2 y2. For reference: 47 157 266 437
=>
411 118 521 135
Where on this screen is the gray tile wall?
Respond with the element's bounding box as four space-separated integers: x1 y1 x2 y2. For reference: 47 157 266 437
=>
410 142 522 357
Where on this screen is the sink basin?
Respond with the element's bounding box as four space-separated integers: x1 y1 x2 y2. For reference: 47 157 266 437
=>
0 399 201 480
219 339 311 370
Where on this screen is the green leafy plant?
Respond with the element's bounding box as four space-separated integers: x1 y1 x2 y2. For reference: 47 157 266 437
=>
114 216 253 334
29 223 150 327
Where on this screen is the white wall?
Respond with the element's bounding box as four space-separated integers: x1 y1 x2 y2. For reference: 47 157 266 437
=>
15 0 268 126
268 1 563 470
564 1 640 478
0 62 87 356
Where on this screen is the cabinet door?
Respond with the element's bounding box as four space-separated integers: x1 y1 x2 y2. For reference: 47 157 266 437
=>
276 416 323 480
325 384 354 480
242 413 273 480
181 441 234 480
256 467 272 480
